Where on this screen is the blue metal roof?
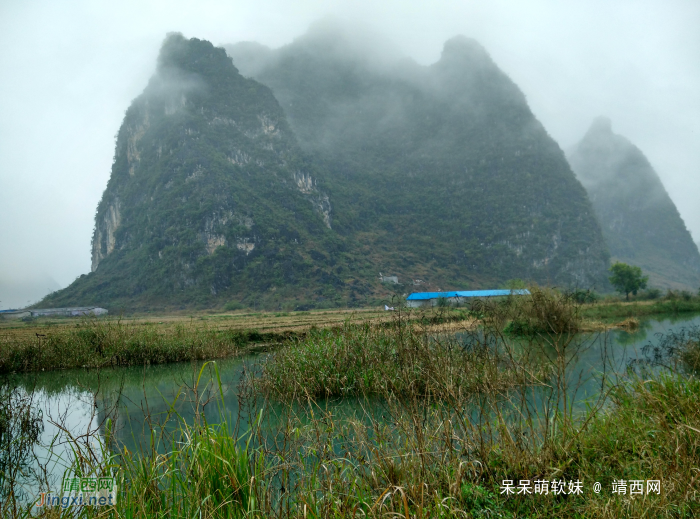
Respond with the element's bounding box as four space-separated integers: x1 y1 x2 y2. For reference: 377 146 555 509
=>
406 289 530 301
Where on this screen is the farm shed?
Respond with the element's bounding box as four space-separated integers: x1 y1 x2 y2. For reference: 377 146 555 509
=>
405 289 530 308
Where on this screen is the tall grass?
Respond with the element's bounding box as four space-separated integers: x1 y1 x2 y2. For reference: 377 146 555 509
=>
0 319 284 374
114 418 263 517
6 292 700 517
21 372 700 518
0 380 44 517
254 311 548 401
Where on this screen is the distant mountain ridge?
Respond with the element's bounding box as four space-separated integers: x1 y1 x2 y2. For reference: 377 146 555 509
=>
568 118 700 290
41 27 611 311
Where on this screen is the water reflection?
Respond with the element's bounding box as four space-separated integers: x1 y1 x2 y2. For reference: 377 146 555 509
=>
613 320 653 346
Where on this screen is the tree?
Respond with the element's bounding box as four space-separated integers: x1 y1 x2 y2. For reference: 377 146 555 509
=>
609 262 648 301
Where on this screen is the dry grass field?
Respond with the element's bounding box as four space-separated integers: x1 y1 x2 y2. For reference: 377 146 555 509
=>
0 305 478 374
5 296 691 346
0 307 391 342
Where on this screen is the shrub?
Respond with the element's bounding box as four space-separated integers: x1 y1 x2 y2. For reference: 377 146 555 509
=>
569 288 598 304
643 288 661 300
503 287 582 336
223 301 244 311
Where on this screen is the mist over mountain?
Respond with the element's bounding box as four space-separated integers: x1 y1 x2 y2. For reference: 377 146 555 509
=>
41 26 612 311
227 22 610 290
568 117 700 290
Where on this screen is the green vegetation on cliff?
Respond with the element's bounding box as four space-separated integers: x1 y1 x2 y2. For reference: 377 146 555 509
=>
41 34 375 311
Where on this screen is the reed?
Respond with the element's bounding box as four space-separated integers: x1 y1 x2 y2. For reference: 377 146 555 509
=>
253 310 547 401
5 296 700 518
26 362 700 518
0 319 280 374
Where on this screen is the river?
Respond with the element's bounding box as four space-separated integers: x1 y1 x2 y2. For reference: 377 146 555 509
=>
6 312 700 506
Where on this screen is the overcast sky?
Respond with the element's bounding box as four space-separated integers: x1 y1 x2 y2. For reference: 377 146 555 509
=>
1 0 698 308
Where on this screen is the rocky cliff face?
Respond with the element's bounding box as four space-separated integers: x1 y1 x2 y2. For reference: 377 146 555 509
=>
43 33 360 310
91 198 121 271
568 118 700 289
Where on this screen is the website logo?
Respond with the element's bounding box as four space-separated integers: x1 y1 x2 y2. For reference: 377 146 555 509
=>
36 475 117 509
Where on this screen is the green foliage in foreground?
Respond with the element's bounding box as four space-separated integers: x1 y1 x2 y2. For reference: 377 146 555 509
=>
115 418 261 518
20 362 700 518
0 384 43 505
3 301 700 518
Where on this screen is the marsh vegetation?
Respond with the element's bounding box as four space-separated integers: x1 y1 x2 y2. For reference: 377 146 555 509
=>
1 290 700 517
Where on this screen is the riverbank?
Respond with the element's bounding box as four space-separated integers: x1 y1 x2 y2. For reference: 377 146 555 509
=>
2 293 700 374
10 308 700 518
99 375 700 518
580 298 700 320
0 307 471 374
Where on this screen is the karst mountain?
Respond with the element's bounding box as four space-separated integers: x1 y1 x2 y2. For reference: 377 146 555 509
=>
42 27 610 310
568 117 700 290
